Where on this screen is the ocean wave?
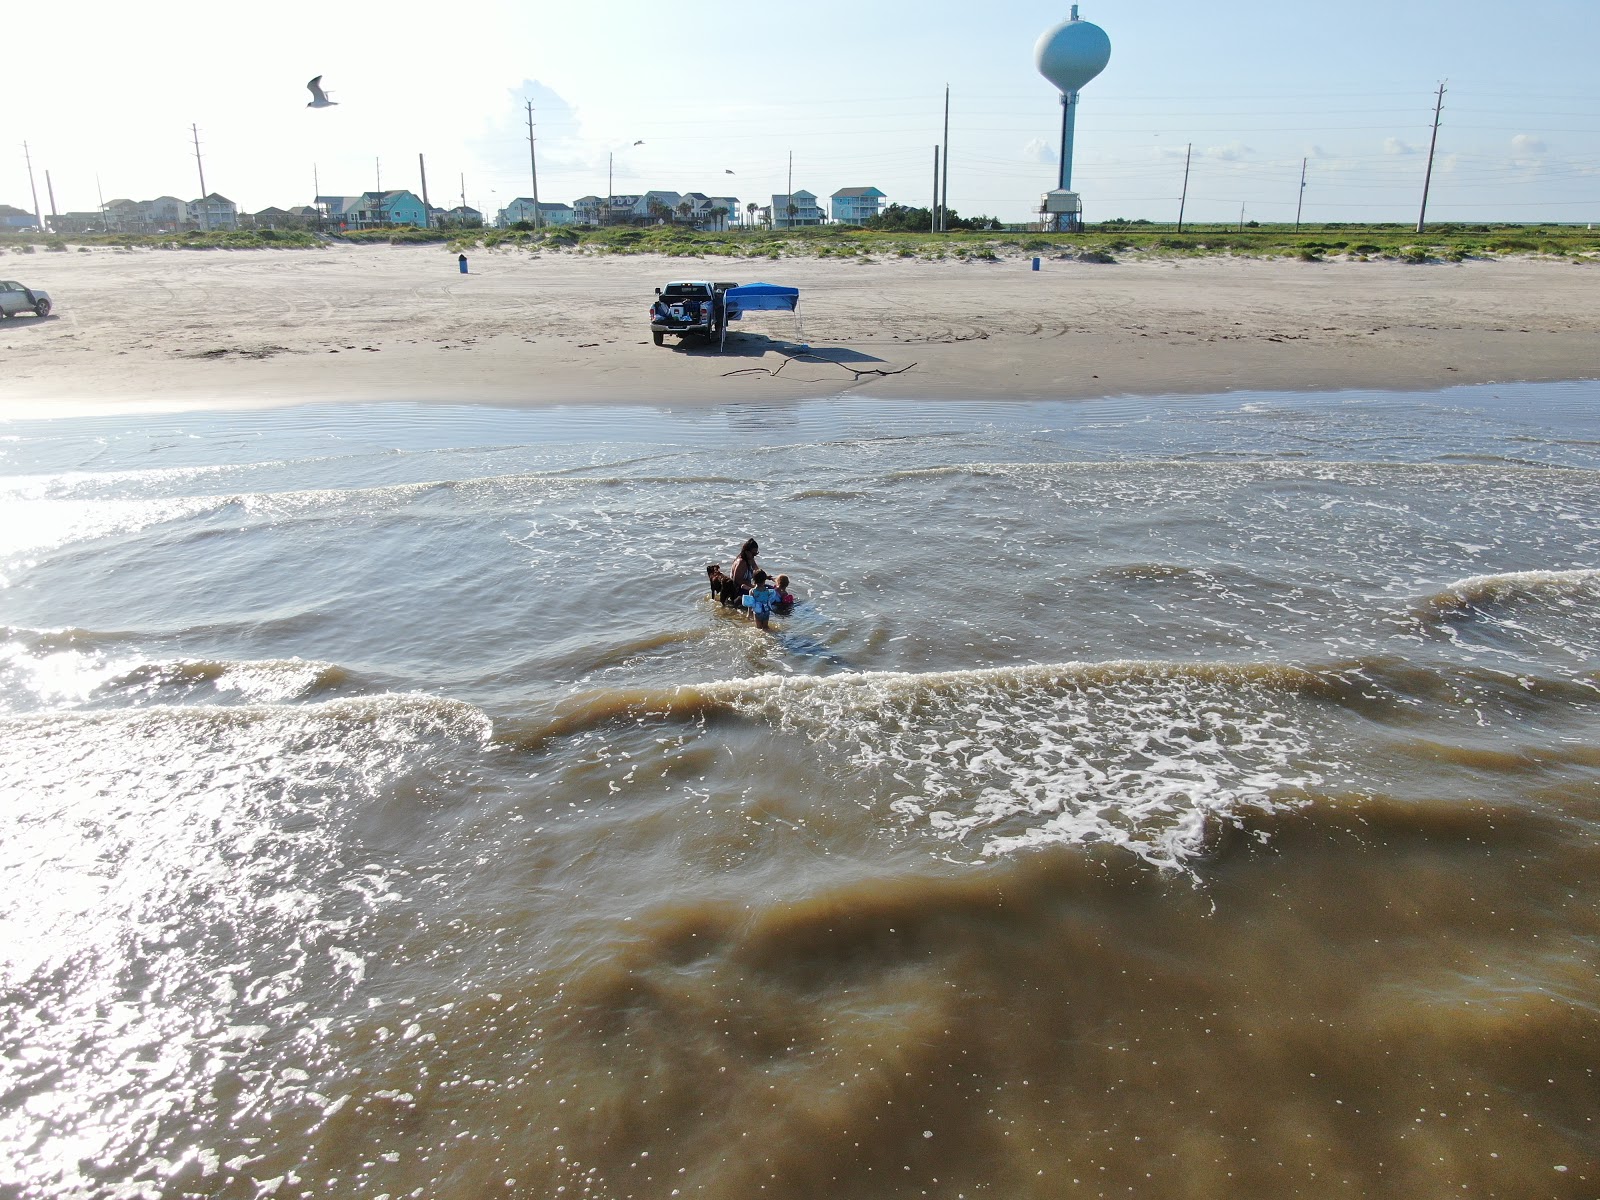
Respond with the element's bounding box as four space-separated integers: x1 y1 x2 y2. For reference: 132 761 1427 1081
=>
1414 568 1600 619
511 659 1335 870
3 689 487 734
0 626 362 711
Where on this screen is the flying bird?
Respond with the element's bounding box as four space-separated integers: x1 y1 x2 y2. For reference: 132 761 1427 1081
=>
725 169 735 174
633 140 645 146
306 76 338 108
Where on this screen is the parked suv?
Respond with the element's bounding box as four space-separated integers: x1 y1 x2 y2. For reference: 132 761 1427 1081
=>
0 280 51 319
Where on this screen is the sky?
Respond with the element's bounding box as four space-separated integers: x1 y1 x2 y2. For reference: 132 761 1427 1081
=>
4 0 1597 227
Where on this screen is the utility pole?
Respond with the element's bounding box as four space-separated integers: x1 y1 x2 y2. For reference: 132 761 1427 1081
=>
1177 142 1191 233
1295 157 1307 231
526 101 541 228
418 153 431 227
932 146 940 233
45 170 58 228
1417 81 1447 234
940 85 950 232
96 174 106 231
375 157 382 192
22 142 42 232
1239 202 1247 233
190 125 209 231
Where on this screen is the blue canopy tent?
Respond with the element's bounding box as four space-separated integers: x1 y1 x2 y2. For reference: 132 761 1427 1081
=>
720 282 802 352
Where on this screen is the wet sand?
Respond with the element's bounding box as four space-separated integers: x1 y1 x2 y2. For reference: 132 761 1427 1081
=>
1 244 1596 412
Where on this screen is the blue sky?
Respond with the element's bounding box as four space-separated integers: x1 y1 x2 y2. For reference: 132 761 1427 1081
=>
5 0 1596 225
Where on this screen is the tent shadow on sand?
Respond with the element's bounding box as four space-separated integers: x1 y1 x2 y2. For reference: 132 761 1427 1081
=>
673 333 886 365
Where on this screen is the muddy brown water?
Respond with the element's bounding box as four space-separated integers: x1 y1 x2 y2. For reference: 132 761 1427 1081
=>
3 384 1599 1198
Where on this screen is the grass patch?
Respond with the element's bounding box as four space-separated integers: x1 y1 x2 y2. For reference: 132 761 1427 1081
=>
2 222 1592 262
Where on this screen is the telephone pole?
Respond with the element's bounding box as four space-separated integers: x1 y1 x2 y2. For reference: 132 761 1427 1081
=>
1177 142 1191 233
525 101 541 228
22 142 42 232
940 85 951 231
1417 81 1447 234
45 170 58 227
190 125 209 230
1295 157 1307 231
418 153 431 227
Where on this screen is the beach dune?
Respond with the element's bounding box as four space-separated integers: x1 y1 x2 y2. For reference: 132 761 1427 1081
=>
1 244 1595 411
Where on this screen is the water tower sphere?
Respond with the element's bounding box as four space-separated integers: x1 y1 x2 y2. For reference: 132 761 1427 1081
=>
1035 12 1111 94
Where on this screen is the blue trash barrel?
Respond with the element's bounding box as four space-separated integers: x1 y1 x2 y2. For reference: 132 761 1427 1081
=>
1032 257 1041 271
458 254 468 274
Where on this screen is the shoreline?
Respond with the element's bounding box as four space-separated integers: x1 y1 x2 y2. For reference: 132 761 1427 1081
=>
1 245 1596 417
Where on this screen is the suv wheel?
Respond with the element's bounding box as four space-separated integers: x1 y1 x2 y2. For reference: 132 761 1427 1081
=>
33 299 51 317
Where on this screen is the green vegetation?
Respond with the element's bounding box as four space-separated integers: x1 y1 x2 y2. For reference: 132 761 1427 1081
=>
3 221 1595 262
0 227 322 251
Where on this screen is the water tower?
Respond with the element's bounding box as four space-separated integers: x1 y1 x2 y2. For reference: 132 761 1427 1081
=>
1035 4 1111 231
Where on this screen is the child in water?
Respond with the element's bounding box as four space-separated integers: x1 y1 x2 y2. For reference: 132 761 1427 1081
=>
774 574 795 610
743 571 781 629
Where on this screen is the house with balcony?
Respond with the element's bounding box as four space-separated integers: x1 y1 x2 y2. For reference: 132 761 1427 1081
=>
831 187 886 225
495 198 572 227
102 196 188 233
770 190 823 228
678 193 739 230
318 190 429 229
49 211 107 234
435 205 485 227
187 193 239 230
248 206 321 230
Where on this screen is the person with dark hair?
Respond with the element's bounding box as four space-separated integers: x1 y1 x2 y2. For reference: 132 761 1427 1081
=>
729 538 761 597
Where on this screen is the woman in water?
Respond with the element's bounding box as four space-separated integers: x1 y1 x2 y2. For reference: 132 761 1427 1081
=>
729 538 762 597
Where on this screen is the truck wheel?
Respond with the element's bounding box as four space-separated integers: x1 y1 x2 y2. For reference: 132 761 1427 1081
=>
652 331 664 345
33 299 51 317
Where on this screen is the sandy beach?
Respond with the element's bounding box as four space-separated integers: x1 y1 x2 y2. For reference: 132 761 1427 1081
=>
1 243 1596 412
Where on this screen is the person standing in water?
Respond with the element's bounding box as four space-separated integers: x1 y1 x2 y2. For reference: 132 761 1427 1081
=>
729 538 762 597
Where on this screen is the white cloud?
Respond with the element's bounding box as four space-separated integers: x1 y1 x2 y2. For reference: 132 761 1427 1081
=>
1511 133 1548 168
1204 142 1251 162
1023 138 1059 165
1384 137 1418 156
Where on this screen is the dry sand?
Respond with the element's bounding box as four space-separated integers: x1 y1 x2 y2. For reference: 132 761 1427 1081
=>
1 243 1595 414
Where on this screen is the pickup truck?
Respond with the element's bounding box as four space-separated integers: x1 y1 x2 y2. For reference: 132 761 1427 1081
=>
649 280 737 345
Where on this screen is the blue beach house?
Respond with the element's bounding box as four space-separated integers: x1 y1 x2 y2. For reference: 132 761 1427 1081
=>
831 187 886 225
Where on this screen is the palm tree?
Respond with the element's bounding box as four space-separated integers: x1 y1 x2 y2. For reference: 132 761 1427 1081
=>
745 201 757 228
676 199 694 224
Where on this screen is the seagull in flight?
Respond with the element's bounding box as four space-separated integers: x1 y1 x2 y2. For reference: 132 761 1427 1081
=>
306 76 338 108
633 140 645 146
725 169 735 174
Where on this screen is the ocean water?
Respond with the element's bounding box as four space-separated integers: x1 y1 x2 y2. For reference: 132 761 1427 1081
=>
3 382 1599 1199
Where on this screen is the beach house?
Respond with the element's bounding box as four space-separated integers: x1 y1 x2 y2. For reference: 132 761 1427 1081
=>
496 199 574 227
831 187 886 225
187 194 239 231
769 190 823 228
318 190 429 229
0 204 38 231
